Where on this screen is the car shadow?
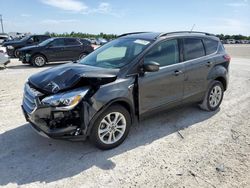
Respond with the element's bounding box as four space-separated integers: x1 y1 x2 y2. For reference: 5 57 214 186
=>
0 105 219 185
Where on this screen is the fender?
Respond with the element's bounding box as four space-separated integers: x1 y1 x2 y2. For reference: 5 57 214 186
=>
81 77 136 136
207 65 228 89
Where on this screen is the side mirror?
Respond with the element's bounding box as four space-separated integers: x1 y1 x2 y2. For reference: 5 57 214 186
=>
143 61 160 72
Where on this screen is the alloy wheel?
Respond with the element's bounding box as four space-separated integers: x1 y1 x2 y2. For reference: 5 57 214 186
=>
98 112 126 145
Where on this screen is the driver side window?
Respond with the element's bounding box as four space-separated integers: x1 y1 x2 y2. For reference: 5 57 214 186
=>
144 39 179 67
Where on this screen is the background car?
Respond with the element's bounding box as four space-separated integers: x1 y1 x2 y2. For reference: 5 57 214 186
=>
0 49 10 67
18 37 94 67
0 33 10 45
2 34 51 57
96 38 108 45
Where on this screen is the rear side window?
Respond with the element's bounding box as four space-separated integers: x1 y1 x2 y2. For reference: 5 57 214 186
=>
50 39 65 47
183 38 205 61
65 38 81 46
144 39 179 67
203 39 218 55
80 39 91 46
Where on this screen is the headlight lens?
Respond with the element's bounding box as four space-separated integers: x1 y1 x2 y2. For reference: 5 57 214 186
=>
42 87 89 111
7 45 14 49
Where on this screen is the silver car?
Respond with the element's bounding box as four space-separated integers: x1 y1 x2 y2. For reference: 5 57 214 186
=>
0 48 10 66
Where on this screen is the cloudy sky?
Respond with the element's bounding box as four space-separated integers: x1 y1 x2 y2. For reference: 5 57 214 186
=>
1 0 250 35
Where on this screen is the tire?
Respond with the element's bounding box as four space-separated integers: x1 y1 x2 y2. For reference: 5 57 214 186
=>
79 53 87 60
31 54 46 67
199 80 224 111
14 49 20 58
90 105 131 150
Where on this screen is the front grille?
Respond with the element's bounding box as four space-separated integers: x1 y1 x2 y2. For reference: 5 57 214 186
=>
23 83 44 114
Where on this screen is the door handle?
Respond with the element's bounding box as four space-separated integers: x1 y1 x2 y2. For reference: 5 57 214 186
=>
206 61 213 67
174 70 183 76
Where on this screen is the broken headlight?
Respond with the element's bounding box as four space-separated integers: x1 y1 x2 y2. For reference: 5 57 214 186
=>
42 87 89 111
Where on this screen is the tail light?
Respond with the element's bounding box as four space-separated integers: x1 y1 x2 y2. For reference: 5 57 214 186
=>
223 54 231 62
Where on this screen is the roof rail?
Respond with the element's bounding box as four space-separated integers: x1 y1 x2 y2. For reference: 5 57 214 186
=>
118 32 150 38
158 31 216 38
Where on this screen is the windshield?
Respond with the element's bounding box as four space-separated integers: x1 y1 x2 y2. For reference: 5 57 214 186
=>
38 38 54 46
79 38 152 68
20 35 31 42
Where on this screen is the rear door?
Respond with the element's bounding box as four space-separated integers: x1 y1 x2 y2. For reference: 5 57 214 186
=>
138 39 185 114
182 37 218 101
64 38 82 60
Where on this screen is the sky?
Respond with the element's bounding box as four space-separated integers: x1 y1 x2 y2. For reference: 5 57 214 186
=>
0 0 250 35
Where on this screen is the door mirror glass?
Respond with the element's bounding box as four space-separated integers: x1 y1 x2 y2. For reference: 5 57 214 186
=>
143 61 160 72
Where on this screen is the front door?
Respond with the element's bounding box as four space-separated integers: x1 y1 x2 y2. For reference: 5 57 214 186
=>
138 39 185 114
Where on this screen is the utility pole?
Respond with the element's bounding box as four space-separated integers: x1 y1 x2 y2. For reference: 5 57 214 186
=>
0 14 4 33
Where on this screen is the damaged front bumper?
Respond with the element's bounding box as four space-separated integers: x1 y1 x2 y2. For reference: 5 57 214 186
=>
22 83 93 141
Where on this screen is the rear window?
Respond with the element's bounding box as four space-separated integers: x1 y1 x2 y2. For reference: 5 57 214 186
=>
183 38 205 61
203 39 218 55
65 38 81 46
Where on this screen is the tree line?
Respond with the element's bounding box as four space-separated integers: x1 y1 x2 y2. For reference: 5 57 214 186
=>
44 31 250 40
45 31 117 40
216 34 250 41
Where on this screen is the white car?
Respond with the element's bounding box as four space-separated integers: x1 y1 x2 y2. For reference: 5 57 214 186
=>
0 34 9 45
0 49 10 66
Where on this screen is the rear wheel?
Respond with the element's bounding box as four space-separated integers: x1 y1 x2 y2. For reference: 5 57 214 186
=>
199 81 224 111
90 105 131 150
79 53 87 60
32 54 46 67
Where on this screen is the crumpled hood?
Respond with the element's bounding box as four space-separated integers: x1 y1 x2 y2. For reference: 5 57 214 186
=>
29 63 119 94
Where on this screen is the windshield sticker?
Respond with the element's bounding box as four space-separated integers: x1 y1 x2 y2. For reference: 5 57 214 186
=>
134 39 150 45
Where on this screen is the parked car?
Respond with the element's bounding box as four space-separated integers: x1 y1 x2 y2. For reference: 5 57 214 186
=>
89 38 97 44
0 49 10 66
22 31 230 149
225 39 236 44
96 38 108 45
19 37 94 67
2 35 50 57
0 33 10 45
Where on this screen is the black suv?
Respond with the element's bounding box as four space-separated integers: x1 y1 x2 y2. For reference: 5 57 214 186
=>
18 37 94 67
22 31 230 149
2 35 50 57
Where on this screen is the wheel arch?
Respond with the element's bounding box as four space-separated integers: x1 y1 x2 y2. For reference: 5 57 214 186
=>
214 76 227 91
31 52 48 63
85 98 135 136
207 65 228 91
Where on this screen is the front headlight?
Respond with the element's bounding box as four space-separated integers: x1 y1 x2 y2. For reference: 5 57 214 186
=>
42 87 90 111
7 45 14 49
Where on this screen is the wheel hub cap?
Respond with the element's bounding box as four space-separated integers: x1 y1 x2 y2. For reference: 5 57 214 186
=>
98 112 126 144
209 85 222 108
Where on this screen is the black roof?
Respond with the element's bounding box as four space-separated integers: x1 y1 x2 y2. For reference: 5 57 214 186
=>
119 31 219 41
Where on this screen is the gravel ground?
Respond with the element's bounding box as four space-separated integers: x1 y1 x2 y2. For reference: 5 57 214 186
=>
0 45 250 188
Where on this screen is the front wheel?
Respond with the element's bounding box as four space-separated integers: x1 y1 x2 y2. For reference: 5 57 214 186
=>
14 49 20 58
90 105 131 150
32 54 46 67
199 81 224 111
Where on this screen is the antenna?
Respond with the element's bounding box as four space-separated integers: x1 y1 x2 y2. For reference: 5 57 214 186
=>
190 24 196 31
0 14 4 33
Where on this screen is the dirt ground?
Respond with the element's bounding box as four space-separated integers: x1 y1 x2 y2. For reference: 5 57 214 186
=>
0 45 249 188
